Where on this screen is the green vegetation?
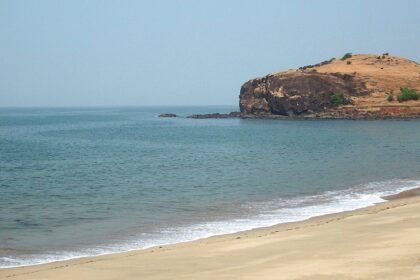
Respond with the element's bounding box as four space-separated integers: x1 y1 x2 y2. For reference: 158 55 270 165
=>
397 87 419 102
387 95 394 102
340 53 352 60
383 52 389 56
329 58 336 62
330 93 345 106
346 61 352 65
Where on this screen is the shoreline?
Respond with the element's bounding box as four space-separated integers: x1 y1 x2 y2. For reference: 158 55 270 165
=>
164 111 420 120
1 187 420 279
1 182 417 269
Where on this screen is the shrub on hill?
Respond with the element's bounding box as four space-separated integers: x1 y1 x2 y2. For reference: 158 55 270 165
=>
387 95 394 102
397 88 419 102
330 93 345 106
341 53 352 60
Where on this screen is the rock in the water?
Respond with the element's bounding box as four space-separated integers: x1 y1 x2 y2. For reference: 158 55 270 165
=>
158 113 178 118
187 112 241 119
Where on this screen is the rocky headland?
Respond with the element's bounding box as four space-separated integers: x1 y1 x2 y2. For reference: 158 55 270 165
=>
240 53 420 119
160 54 420 119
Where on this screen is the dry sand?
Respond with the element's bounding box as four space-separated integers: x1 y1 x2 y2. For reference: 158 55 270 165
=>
1 190 420 280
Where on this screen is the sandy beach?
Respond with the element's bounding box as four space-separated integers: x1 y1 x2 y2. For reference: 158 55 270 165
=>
1 189 419 280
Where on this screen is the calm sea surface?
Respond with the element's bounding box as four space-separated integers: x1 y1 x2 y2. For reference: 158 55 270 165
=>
1 106 420 267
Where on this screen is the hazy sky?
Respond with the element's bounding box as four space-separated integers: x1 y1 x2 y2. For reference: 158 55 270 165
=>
1 0 419 107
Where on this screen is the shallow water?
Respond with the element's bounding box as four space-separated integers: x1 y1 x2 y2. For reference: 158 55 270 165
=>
1 106 419 267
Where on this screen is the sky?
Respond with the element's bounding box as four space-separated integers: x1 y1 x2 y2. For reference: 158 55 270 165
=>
1 0 419 107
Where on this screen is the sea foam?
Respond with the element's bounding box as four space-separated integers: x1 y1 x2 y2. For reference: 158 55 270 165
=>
1 178 419 269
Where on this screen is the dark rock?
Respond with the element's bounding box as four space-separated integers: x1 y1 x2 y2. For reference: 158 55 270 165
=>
187 112 241 119
239 71 368 116
158 113 178 118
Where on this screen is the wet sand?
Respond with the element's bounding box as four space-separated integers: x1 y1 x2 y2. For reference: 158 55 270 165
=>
1 188 420 280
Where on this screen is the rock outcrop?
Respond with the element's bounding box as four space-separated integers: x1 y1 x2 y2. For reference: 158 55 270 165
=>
240 54 420 118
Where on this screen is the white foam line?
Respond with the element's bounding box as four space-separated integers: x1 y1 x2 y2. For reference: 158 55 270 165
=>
1 179 419 269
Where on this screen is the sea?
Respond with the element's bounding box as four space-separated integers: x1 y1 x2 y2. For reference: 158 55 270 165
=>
1 106 419 268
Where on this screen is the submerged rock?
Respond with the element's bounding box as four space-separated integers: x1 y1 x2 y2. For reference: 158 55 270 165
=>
158 113 178 118
187 112 241 119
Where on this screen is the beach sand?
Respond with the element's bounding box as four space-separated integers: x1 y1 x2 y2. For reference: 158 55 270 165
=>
1 190 420 280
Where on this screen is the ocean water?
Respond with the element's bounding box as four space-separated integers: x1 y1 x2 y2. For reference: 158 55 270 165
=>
1 106 420 268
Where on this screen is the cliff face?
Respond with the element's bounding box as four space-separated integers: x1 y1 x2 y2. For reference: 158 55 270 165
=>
239 54 420 118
